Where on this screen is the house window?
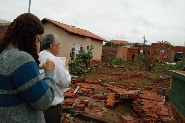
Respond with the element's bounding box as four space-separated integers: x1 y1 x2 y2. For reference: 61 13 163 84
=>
87 46 89 50
140 50 143 54
73 44 81 54
160 49 164 53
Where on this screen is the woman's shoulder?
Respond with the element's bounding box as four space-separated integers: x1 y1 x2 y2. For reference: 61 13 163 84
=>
1 46 36 74
6 46 35 63
15 51 35 63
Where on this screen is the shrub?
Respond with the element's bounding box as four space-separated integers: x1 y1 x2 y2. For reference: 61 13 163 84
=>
103 57 123 65
68 59 87 76
135 54 157 71
68 45 94 76
151 58 185 72
76 45 94 69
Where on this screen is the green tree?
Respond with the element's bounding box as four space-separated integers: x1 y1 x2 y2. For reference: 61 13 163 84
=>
68 45 94 76
119 43 125 46
104 42 115 47
157 40 171 45
76 45 94 69
68 59 87 76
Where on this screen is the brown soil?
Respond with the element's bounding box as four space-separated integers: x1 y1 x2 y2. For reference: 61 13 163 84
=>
61 64 174 123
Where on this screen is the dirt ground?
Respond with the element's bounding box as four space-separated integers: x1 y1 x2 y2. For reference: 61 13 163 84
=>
61 63 174 123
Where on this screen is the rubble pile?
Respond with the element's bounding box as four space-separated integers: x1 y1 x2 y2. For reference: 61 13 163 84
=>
132 90 172 123
61 78 173 123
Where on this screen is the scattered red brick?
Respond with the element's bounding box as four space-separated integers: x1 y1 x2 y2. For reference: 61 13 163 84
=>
62 77 172 123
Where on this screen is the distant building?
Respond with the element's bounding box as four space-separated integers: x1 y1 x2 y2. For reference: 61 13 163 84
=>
0 19 11 37
110 40 127 45
102 42 185 63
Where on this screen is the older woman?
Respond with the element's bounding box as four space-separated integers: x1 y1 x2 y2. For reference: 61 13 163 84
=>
0 13 56 123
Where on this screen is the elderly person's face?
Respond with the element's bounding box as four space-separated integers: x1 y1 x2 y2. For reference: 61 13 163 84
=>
51 38 61 56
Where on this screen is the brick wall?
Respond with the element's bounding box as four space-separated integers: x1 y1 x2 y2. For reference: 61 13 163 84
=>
102 43 185 62
102 46 117 58
102 46 128 61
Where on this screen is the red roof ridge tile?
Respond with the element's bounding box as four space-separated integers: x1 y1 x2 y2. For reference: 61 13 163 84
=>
41 18 106 42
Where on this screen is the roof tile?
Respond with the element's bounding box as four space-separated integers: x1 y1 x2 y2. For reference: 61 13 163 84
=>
110 40 127 45
41 18 105 42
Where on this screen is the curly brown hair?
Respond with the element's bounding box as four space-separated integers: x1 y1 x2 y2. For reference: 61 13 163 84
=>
0 13 44 65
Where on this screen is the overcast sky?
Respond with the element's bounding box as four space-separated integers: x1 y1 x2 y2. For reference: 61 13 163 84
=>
1 0 185 46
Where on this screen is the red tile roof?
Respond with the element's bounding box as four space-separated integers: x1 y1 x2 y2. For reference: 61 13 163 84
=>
110 40 127 44
110 40 127 45
41 18 105 42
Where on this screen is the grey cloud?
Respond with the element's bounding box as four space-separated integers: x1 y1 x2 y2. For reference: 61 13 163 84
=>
1 0 185 46
130 28 141 35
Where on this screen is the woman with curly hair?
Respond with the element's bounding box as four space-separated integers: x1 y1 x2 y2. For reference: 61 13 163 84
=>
0 13 56 123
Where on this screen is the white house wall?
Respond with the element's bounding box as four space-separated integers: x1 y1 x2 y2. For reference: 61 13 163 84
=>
43 22 103 64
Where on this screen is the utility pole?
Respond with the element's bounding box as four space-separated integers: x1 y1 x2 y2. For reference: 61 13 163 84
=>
142 36 147 45
28 0 31 13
